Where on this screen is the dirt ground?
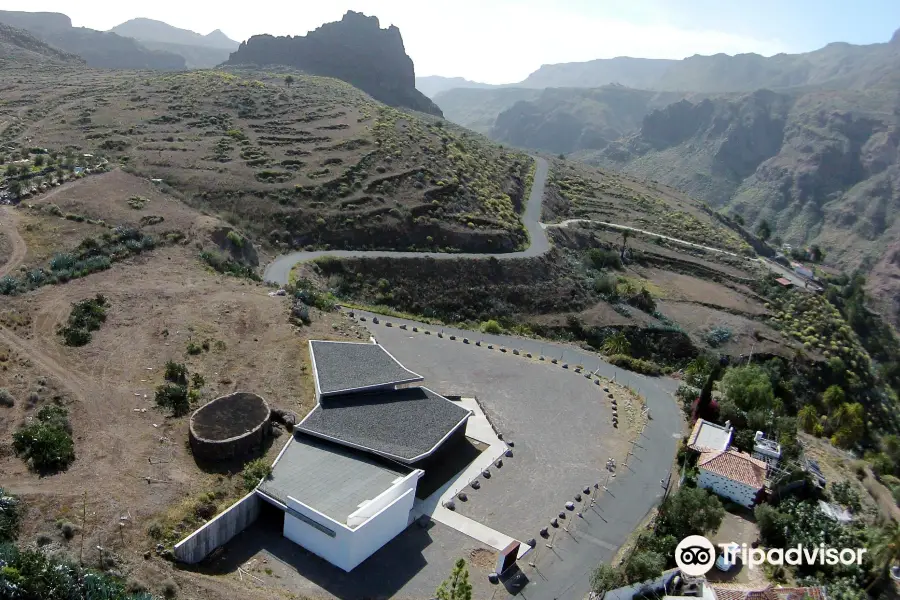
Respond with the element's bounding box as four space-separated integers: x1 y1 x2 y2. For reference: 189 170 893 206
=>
0 194 368 599
707 511 768 585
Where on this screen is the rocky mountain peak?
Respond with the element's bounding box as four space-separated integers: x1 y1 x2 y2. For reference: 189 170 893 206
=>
225 11 441 116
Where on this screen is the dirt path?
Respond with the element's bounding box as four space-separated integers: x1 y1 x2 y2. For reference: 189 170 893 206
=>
0 205 26 277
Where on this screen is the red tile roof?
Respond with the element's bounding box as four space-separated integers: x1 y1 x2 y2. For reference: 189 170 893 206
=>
711 584 826 600
775 277 793 287
699 449 767 489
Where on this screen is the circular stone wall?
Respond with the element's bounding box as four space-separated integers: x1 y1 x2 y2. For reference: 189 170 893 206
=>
189 392 272 462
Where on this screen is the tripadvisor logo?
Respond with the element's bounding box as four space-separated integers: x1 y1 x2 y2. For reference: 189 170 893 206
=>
674 535 867 576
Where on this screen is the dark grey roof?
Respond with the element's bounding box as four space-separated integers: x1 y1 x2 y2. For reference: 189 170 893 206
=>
309 340 423 396
258 433 411 523
297 387 471 463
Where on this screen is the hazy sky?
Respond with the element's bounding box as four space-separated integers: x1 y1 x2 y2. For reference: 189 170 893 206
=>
6 0 900 83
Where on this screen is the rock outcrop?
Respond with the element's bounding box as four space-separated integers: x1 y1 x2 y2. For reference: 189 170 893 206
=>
225 11 441 116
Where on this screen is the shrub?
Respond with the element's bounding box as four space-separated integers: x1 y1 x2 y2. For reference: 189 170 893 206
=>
480 319 502 334
607 354 662 376
155 383 189 416
0 486 21 542
12 405 75 472
627 287 656 313
587 247 622 270
60 521 77 540
199 251 260 280
242 458 273 491
703 326 733 348
186 341 202 355
830 480 861 512
58 294 109 347
226 230 244 248
593 274 618 296
161 578 178 598
164 361 188 385
0 389 14 407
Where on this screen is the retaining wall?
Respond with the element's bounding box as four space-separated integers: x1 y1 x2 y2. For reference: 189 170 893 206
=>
174 491 261 564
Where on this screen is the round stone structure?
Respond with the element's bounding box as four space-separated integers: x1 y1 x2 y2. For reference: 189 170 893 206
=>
189 392 272 461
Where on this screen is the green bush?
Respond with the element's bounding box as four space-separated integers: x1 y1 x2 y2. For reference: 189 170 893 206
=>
186 341 202 355
199 251 260 280
0 487 21 542
164 361 188 385
154 383 189 416
12 405 75 473
587 247 622 271
607 354 662 376
58 295 109 347
242 458 273 491
480 319 502 334
593 274 617 296
0 389 14 407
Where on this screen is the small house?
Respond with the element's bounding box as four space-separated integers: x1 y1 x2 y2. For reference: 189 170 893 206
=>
697 449 767 508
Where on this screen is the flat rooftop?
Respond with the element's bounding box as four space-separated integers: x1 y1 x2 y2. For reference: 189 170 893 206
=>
688 418 733 452
297 387 471 463
258 433 412 524
309 340 423 397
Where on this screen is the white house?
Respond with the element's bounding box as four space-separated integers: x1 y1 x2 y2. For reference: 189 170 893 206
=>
697 450 767 508
751 431 782 474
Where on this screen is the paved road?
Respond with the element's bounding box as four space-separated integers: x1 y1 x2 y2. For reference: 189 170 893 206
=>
263 156 551 284
544 218 739 257
353 310 683 600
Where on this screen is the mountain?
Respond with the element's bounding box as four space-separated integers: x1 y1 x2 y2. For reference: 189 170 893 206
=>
489 86 695 155
519 57 676 90
110 18 239 50
0 10 185 70
225 11 441 116
433 87 541 134
109 18 239 68
416 75 497 98
0 22 84 65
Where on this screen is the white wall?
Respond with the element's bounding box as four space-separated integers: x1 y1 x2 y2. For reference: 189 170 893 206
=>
283 473 420 572
349 487 417 569
347 471 420 527
698 469 759 508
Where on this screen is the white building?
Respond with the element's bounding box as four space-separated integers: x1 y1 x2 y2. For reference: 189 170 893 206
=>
687 419 733 453
751 431 782 474
697 450 767 508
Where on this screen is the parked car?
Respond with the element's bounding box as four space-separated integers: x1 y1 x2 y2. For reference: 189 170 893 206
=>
716 543 740 571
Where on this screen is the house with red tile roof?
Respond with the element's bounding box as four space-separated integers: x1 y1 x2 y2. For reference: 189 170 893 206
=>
698 449 767 508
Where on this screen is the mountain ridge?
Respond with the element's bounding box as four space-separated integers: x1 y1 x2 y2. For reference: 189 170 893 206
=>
110 18 239 50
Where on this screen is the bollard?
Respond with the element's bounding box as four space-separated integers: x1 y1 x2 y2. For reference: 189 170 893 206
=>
463 338 470 344
400 324 407 330
476 340 482 346
513 349 520 355
386 322 393 327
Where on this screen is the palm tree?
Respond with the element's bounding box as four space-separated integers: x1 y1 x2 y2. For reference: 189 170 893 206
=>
603 331 631 356
868 522 900 591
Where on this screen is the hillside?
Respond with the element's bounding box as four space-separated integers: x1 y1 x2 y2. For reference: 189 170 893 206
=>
433 87 541 134
0 10 185 70
0 22 84 65
593 86 900 322
225 11 441 116
416 75 497 98
490 86 695 155
0 65 533 254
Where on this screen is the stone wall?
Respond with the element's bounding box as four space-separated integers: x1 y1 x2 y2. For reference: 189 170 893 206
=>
174 491 261 564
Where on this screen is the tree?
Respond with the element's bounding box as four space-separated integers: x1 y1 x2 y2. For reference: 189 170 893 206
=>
868 523 900 591
822 385 846 411
754 504 787 547
624 550 665 584
621 230 630 259
830 402 865 448
798 405 818 433
721 365 774 412
756 220 772 241
8 179 22 197
809 244 824 262
285 75 294 87
656 486 725 541
590 563 624 594
436 559 472 600
733 214 745 226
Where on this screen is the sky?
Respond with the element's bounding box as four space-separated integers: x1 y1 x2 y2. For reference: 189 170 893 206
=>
5 0 900 83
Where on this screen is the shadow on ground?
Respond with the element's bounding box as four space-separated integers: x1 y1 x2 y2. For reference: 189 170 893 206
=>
189 503 435 599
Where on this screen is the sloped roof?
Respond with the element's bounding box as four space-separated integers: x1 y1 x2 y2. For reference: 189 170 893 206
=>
688 419 733 452
712 584 826 600
297 386 471 463
309 340 423 397
699 449 767 489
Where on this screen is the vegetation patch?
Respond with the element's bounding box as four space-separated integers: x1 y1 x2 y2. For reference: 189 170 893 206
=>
57 294 109 347
12 404 75 473
154 360 204 417
199 250 260 280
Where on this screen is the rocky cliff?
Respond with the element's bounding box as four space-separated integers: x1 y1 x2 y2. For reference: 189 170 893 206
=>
225 11 441 116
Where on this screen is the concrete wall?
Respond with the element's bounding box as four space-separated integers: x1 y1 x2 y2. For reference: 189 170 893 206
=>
698 470 758 508
284 497 355 571
347 470 421 527
174 491 261 564
348 487 417 569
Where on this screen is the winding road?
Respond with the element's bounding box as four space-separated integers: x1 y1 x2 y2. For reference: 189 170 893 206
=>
263 156 750 284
